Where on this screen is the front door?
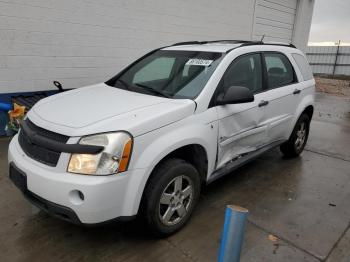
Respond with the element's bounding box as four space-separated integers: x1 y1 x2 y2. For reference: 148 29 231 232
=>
215 53 268 170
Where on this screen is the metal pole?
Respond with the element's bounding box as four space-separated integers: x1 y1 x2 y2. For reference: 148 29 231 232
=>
333 40 341 76
218 205 249 262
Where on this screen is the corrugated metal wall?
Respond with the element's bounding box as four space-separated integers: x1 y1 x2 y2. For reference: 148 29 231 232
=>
306 46 350 75
253 0 298 43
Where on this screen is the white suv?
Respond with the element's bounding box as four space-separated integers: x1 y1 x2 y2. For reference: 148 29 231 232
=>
8 40 315 236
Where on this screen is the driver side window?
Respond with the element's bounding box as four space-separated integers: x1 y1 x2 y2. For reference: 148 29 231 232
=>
221 53 263 94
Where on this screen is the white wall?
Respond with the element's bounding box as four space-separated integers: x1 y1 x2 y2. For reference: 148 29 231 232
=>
0 0 255 94
0 0 314 94
252 0 298 43
292 0 315 51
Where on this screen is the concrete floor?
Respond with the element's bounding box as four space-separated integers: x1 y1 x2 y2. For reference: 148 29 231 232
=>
0 93 349 262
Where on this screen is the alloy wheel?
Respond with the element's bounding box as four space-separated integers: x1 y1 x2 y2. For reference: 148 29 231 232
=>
295 122 307 150
158 175 193 226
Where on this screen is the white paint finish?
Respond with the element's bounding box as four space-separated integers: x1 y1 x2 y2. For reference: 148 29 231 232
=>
195 44 308 113
8 137 148 223
32 84 166 128
28 84 196 137
262 83 298 141
8 43 315 223
216 92 267 169
288 82 315 138
128 108 219 212
164 43 241 53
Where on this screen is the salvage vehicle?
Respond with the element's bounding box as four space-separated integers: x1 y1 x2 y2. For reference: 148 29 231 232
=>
8 40 315 236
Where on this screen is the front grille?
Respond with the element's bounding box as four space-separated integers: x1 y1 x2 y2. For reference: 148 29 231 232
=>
18 119 69 166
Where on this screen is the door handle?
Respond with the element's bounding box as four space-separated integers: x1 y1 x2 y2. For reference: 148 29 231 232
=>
293 89 301 95
258 100 269 107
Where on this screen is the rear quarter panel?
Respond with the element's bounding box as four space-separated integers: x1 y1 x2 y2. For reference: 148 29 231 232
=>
289 79 315 136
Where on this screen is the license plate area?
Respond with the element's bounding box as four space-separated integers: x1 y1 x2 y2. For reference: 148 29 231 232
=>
9 163 27 193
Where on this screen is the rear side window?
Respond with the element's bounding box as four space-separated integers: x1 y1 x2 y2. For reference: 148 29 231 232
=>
292 53 313 81
264 53 295 89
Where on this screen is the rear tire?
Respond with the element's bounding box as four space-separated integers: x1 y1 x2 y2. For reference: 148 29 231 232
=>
141 158 201 237
280 114 310 158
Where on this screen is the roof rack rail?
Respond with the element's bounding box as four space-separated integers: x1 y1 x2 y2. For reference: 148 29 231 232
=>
172 41 206 46
171 40 296 49
239 41 296 48
205 40 254 44
171 40 254 46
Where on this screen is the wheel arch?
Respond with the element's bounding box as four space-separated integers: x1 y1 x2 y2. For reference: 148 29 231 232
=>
135 143 209 215
148 144 208 184
288 92 314 138
122 110 218 216
302 105 314 120
124 135 214 216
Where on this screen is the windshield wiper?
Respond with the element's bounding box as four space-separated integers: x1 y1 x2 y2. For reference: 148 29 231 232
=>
135 83 171 98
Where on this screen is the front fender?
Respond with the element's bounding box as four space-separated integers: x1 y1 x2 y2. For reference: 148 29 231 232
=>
125 109 218 214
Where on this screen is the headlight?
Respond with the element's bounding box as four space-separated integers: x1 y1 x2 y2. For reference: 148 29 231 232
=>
68 132 133 175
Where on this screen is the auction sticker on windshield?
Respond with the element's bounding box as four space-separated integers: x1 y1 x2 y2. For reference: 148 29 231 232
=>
186 59 213 66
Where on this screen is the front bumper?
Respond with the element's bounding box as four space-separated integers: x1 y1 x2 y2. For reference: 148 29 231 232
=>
8 135 146 224
23 189 134 225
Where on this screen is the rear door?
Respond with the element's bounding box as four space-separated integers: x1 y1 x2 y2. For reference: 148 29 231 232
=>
215 53 268 170
261 52 299 143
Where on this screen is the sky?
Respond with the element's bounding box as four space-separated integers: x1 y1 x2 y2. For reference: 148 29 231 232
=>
308 0 350 45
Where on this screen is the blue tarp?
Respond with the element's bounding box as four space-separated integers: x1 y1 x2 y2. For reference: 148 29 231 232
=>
0 102 12 111
0 90 59 136
0 111 7 136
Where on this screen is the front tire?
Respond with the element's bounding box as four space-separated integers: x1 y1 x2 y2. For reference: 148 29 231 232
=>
142 158 201 237
280 114 310 157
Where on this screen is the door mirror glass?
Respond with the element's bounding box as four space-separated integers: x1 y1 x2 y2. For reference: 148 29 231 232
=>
217 86 254 105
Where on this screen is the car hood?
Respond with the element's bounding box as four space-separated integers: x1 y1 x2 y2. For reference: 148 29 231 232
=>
28 83 196 137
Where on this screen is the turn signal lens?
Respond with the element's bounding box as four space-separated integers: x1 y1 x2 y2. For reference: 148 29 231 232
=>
118 139 133 172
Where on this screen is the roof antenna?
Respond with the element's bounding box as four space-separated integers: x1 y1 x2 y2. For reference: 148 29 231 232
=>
260 35 265 43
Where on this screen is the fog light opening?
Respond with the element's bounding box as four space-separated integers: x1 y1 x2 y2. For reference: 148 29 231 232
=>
69 190 85 205
78 191 84 201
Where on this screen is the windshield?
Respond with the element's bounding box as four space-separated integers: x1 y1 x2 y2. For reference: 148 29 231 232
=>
105 50 224 99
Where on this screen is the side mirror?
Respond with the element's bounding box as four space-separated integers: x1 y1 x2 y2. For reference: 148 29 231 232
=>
217 86 254 105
